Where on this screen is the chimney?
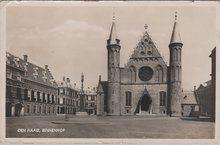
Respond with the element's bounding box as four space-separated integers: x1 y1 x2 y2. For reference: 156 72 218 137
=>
67 78 70 83
194 86 196 91
24 55 28 62
45 65 48 69
63 76 65 81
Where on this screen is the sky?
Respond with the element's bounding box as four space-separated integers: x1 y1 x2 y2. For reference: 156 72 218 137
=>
5 2 216 91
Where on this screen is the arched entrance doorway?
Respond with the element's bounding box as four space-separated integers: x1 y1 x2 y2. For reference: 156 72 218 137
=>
135 88 152 115
6 102 12 117
140 94 152 111
15 103 22 117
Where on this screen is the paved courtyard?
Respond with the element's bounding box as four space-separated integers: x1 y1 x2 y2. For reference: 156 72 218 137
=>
6 116 215 138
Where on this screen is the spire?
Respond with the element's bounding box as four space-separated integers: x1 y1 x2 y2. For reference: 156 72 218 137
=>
107 13 120 45
170 12 182 45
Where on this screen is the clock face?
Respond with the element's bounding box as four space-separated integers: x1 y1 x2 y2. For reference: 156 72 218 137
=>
138 66 153 81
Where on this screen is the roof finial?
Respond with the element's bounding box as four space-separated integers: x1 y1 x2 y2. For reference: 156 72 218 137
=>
175 11 177 21
144 24 148 30
113 8 115 21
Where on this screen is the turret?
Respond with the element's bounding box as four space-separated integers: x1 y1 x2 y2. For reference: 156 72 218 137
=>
168 12 183 116
107 20 121 82
106 17 121 115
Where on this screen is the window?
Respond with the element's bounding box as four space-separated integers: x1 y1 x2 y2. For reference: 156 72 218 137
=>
6 69 12 79
6 86 11 98
42 93 45 102
31 90 35 101
47 94 50 103
52 95 54 104
16 88 21 99
88 96 91 101
129 66 136 83
33 67 39 79
37 92 40 102
58 98 60 104
160 91 166 106
155 65 163 82
125 91 132 106
24 89 28 100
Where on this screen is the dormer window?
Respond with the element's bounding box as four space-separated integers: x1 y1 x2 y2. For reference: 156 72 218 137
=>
23 62 28 72
33 67 38 79
50 79 55 85
6 68 12 79
6 53 10 64
14 57 20 67
42 71 47 82
16 72 21 81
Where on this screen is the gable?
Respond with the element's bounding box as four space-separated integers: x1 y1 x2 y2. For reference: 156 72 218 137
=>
130 31 163 59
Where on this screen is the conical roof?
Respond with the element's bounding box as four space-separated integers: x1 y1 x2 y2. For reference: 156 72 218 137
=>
108 21 119 45
170 20 182 44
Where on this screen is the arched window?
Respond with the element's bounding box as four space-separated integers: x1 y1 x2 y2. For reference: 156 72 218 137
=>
175 66 178 81
160 91 166 106
172 66 175 81
155 65 163 82
125 91 132 106
129 66 136 83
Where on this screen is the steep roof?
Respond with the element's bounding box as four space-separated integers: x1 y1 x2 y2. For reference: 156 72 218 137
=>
6 52 57 88
124 28 167 68
107 21 120 45
182 91 198 104
97 81 108 94
170 15 182 45
6 52 25 71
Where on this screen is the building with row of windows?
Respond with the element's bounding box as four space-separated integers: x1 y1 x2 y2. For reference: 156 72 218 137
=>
6 53 58 116
5 53 89 117
57 77 79 115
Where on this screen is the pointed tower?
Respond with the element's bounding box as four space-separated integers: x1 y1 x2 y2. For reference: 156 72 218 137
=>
168 12 183 116
106 16 121 115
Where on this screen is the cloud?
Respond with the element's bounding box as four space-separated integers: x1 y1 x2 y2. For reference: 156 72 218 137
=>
49 19 107 36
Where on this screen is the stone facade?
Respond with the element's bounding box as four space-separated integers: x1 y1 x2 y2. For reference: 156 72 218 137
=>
97 14 183 116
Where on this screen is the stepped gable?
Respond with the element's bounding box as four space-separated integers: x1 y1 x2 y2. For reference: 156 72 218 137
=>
130 30 163 59
124 29 167 68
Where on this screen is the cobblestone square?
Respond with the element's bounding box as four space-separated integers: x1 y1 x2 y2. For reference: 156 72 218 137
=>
6 116 215 138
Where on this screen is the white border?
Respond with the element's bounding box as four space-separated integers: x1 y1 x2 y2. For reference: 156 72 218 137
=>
0 1 219 144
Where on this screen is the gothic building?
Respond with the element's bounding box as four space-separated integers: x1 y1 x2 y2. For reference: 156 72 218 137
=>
97 13 183 116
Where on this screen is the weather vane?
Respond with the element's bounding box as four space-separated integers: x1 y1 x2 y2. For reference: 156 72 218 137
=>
175 11 177 21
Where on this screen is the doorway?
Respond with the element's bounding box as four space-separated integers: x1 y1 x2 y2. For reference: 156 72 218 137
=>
135 92 152 115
